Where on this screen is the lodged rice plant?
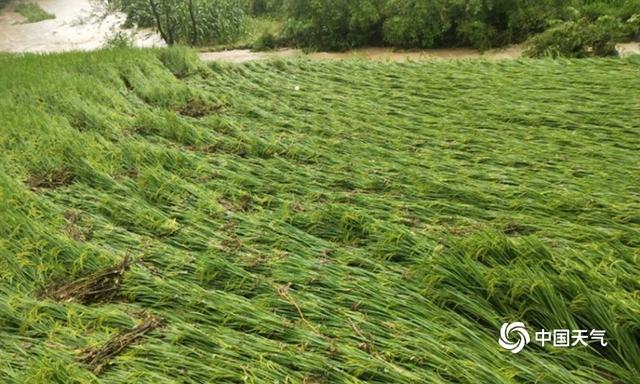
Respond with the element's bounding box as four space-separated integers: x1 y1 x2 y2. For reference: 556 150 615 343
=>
0 48 639 383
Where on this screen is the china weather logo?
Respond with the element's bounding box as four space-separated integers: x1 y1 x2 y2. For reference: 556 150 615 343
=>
499 322 531 354
498 322 608 354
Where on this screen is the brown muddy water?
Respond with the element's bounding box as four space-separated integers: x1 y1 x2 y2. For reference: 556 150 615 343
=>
0 0 163 52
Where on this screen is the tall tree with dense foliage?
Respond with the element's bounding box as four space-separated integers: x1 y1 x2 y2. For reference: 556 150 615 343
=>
382 0 451 48
280 0 579 50
282 0 384 50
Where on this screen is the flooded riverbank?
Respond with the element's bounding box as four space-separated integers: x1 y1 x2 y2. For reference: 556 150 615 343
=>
0 0 162 53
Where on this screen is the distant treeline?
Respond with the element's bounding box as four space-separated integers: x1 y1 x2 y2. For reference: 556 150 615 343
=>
271 0 640 50
111 0 640 54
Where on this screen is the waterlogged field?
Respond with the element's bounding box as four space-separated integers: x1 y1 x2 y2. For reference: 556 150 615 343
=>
0 48 639 383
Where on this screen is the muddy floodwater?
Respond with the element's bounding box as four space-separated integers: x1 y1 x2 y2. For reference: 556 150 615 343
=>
0 0 163 52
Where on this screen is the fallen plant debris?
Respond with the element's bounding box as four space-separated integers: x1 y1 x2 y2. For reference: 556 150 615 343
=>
177 97 222 118
42 257 132 304
64 210 93 242
80 315 164 375
27 168 75 190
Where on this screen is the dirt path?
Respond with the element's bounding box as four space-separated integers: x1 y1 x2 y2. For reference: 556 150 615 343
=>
199 43 640 63
0 0 162 53
198 46 524 63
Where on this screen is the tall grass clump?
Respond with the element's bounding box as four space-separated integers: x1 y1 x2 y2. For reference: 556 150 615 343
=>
15 2 55 23
0 47 639 383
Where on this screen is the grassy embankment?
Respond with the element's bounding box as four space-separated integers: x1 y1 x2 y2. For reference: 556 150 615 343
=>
15 2 55 23
0 48 639 383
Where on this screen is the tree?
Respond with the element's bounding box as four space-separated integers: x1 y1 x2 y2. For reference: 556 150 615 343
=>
187 0 198 45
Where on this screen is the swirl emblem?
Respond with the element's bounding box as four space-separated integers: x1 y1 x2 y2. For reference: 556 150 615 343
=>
499 322 530 354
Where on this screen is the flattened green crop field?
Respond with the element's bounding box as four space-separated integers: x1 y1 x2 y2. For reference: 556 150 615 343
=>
0 49 639 383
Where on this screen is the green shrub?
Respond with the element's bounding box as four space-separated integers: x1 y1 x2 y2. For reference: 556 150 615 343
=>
446 0 575 50
590 15 626 54
382 0 450 48
104 32 134 49
156 46 204 77
525 16 625 58
283 0 383 50
252 31 278 50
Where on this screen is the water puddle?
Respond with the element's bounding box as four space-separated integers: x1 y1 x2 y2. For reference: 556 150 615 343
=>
0 0 163 53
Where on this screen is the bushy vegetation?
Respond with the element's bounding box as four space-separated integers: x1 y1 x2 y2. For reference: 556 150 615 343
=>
0 48 639 382
251 30 279 50
525 16 626 58
111 0 640 55
104 31 135 49
281 0 576 50
279 0 640 51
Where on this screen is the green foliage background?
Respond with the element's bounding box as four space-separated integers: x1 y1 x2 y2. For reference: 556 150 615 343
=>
110 0 640 54
278 0 640 50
